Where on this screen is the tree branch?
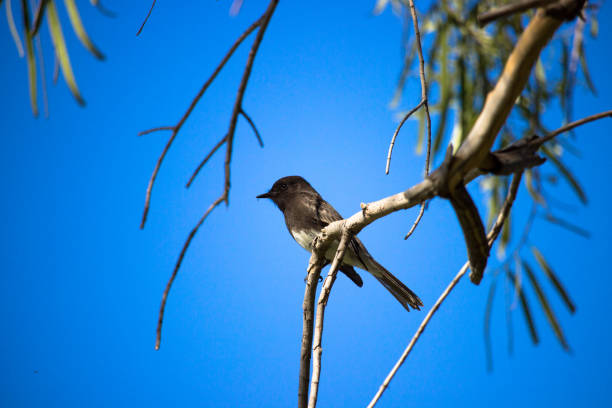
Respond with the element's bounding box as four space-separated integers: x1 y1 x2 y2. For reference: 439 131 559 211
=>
155 193 226 350
139 11 264 229
150 0 278 350
477 0 557 27
308 229 351 408
136 0 155 36
367 172 523 408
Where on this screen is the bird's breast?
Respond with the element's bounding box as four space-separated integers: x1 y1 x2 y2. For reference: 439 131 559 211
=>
290 229 318 252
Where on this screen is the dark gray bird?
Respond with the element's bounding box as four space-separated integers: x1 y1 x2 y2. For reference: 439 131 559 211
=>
257 176 422 311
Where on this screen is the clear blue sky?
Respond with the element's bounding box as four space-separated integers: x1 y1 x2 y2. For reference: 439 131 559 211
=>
1 1 611 407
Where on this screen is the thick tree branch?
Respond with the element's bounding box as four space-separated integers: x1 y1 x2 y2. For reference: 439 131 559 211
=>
477 0 557 27
367 172 523 408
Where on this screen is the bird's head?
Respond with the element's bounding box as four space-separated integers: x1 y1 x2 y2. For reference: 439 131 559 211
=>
256 176 316 211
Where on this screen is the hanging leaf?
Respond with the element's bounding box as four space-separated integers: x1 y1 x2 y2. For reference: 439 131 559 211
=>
483 279 496 372
543 213 590 238
523 260 570 350
578 43 596 95
542 146 587 204
89 0 115 17
46 0 85 105
21 0 38 116
6 0 24 57
64 0 105 60
524 169 546 206
531 247 576 313
507 268 538 345
504 268 514 356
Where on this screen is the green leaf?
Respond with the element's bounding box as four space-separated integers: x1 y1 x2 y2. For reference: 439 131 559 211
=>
542 146 587 204
46 0 85 106
483 279 496 372
531 247 576 313
64 0 105 60
21 0 38 116
589 15 598 38
524 169 546 206
507 268 538 345
523 260 570 350
543 213 590 239
6 0 24 57
579 43 596 95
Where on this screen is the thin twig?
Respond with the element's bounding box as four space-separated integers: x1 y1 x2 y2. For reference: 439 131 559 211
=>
185 135 228 188
155 193 226 350
222 0 278 206
368 173 523 408
537 109 612 146
397 0 432 240
138 126 174 136
136 0 155 36
385 99 424 175
477 0 557 27
308 229 351 408
140 15 263 229
240 109 264 147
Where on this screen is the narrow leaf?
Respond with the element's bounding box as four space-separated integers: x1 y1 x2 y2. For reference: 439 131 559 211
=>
21 0 38 116
6 0 24 57
531 246 576 313
579 43 596 95
507 268 539 345
89 0 115 17
63 0 105 60
46 0 85 105
523 261 570 350
542 146 587 204
543 213 590 238
524 169 546 206
504 268 514 356
483 280 496 372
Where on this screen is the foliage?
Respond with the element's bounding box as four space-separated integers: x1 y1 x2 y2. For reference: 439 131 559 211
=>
376 0 596 364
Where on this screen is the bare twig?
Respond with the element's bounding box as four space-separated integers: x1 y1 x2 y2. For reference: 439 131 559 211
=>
139 15 263 229
477 0 556 27
537 109 612 146
155 193 226 350
136 0 155 36
308 229 351 408
240 109 264 147
138 126 174 136
385 100 424 175
368 173 523 408
385 0 432 240
152 0 279 350
185 135 228 188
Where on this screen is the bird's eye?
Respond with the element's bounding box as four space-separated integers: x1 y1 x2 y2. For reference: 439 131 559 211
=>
280 183 288 190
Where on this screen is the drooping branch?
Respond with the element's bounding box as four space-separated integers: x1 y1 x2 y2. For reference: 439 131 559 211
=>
139 13 264 229
155 193 226 350
149 0 279 350
367 172 523 408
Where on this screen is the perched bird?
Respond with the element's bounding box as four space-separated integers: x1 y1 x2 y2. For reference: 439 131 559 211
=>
257 176 423 311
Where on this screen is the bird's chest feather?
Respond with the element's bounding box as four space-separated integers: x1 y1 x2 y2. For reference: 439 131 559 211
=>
289 229 319 252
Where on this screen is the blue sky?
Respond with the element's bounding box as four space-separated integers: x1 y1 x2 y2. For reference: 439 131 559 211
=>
1 1 612 407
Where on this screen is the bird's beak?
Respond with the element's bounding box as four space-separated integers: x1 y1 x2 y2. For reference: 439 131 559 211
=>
256 192 272 199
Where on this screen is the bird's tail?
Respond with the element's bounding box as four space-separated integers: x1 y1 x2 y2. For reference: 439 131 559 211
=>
368 259 423 311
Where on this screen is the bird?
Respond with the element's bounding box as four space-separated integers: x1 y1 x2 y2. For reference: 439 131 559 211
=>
256 175 423 311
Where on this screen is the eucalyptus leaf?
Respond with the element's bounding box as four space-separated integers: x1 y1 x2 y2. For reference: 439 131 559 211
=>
531 247 576 313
